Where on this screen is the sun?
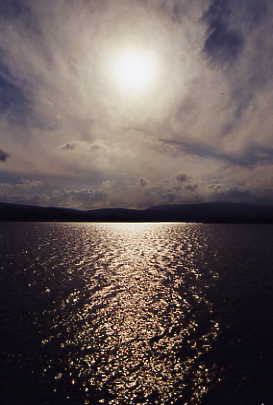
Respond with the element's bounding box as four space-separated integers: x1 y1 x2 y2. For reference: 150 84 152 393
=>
111 48 158 94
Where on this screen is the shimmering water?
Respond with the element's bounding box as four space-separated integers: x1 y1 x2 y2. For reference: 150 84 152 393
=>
1 223 273 405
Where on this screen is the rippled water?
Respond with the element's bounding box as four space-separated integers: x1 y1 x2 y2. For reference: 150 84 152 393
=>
1 223 273 404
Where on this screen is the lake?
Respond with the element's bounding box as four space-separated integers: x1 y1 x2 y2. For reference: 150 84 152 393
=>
1 222 273 404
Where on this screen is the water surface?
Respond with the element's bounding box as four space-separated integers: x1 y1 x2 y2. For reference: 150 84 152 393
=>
1 222 272 404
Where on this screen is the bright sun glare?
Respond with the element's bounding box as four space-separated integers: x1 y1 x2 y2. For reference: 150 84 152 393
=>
112 48 158 94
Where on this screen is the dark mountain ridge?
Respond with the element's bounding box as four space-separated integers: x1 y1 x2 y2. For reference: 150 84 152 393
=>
1 201 273 223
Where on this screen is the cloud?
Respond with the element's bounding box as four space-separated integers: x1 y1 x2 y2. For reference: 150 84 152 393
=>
0 0 273 208
140 178 148 187
0 149 10 162
59 143 77 151
176 173 189 183
208 183 221 192
184 184 198 192
161 139 273 168
209 186 253 203
63 189 108 208
203 0 245 65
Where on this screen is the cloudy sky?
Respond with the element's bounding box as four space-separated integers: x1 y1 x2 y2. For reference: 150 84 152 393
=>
0 0 273 209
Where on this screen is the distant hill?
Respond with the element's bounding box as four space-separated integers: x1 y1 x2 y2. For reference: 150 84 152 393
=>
0 201 273 223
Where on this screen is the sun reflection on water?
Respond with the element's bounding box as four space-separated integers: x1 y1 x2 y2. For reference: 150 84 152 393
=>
40 223 219 404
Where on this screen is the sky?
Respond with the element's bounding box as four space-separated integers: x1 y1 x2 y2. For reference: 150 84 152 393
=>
0 0 273 209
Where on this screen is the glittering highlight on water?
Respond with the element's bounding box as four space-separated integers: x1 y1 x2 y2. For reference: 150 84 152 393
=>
0 222 227 404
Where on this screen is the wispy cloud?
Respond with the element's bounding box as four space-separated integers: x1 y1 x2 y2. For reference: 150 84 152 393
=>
59 143 77 151
0 149 10 162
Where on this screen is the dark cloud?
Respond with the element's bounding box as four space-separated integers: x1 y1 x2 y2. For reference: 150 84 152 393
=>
208 184 222 191
204 0 270 66
204 21 244 66
59 143 77 151
184 184 198 192
246 0 268 25
0 149 10 162
0 169 21 183
161 139 273 168
140 178 148 187
0 0 30 21
203 0 273 134
203 0 245 65
176 173 188 183
0 72 30 120
162 138 236 164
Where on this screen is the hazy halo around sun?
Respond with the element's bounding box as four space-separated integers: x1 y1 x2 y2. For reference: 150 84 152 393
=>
110 47 159 95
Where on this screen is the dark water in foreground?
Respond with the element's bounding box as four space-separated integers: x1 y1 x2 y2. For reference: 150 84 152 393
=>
0 223 273 405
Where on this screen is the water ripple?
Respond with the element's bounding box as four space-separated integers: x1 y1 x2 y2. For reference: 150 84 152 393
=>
3 222 271 404
30 223 219 404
